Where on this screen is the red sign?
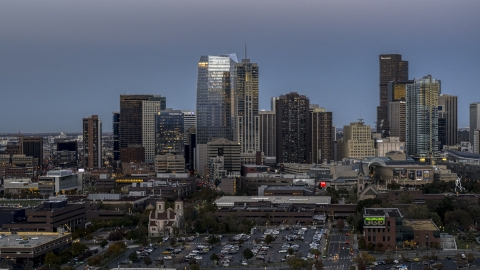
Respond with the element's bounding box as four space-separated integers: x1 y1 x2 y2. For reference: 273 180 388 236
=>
320 181 326 188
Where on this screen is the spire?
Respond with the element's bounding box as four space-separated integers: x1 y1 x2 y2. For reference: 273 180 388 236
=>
358 161 365 176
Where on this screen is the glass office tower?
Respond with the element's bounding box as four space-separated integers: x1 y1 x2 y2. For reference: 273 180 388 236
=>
196 54 238 145
406 75 440 157
155 109 184 156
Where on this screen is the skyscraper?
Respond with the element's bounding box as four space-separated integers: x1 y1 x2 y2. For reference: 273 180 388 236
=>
142 96 167 161
82 115 102 168
387 80 412 142
406 75 440 157
470 102 480 147
235 55 259 155
155 109 184 156
259 110 276 157
196 54 237 175
378 54 408 137
438 94 458 147
196 54 237 144
119 94 166 162
337 121 375 160
112 112 120 161
311 106 333 163
275 92 311 164
21 136 43 169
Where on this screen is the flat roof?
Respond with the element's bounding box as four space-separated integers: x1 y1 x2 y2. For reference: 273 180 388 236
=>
265 186 306 191
404 219 438 231
215 196 331 207
0 232 69 248
364 208 402 218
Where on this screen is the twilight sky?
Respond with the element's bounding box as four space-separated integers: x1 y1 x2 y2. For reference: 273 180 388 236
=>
1 0 479 133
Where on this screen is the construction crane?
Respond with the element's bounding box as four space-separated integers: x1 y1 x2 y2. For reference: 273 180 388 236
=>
455 175 465 193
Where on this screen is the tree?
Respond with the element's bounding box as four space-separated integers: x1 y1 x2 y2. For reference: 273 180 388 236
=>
143 256 152 267
265 234 274 244
243 248 253 260
99 239 108 248
286 257 309 270
44 251 60 266
170 237 177 247
387 182 401 190
288 248 295 255
128 251 138 262
313 259 324 270
336 219 345 232
399 193 414 204
210 253 219 264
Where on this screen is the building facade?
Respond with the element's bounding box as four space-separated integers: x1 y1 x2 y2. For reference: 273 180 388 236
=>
82 115 102 168
196 54 238 145
207 139 241 178
406 75 440 157
389 101 406 142
438 94 458 147
337 121 375 160
378 54 409 137
311 106 333 163
142 96 167 162
155 109 184 156
470 102 480 148
259 110 276 157
276 92 311 164
21 136 43 169
235 57 259 155
112 112 120 161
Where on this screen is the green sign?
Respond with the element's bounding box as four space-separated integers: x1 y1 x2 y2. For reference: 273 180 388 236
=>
363 217 385 226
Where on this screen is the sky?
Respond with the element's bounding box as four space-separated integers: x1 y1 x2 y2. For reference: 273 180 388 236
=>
1 0 479 133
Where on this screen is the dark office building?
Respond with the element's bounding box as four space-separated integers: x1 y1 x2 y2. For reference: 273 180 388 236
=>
120 95 153 151
378 54 408 137
438 94 458 147
311 107 333 163
113 112 120 161
21 137 43 168
275 92 311 164
155 109 184 156
57 141 78 152
83 115 102 168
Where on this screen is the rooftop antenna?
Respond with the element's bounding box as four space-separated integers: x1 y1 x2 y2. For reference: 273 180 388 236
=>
244 43 247 59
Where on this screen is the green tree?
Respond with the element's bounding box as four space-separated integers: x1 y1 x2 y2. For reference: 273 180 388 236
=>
288 247 295 255
387 182 401 190
143 256 152 267
265 234 274 244
210 253 219 263
44 251 60 266
286 257 309 270
399 193 414 204
99 239 108 248
313 259 324 270
243 248 254 260
129 251 138 262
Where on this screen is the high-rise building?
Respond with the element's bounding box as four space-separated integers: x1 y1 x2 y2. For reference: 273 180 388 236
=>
406 75 440 157
337 121 375 160
155 109 184 156
389 101 406 142
438 94 458 147
21 136 43 169
119 94 165 162
470 102 480 147
259 110 276 157
196 54 237 175
196 54 238 144
235 56 259 155
112 112 120 161
275 92 311 164
182 111 196 144
378 54 408 137
311 106 333 164
82 115 102 168
142 96 167 162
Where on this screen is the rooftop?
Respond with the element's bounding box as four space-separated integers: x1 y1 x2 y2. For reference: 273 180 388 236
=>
404 219 438 231
0 232 70 248
364 208 402 218
215 196 331 207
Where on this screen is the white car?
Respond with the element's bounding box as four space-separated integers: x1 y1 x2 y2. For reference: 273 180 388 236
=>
279 249 287 253
30 237 39 240
241 261 248 266
163 256 172 260
194 256 203 260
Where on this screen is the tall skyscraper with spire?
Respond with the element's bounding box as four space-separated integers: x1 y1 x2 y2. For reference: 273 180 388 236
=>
235 46 259 156
378 54 408 137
